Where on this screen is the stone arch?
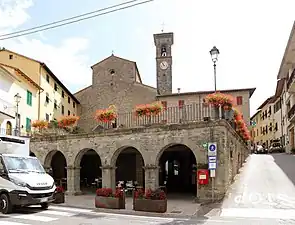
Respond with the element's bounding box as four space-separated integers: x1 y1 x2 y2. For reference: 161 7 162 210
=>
44 150 67 188
111 146 145 188
156 143 197 194
74 148 102 192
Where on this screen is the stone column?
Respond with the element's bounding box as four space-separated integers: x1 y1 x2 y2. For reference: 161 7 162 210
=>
135 154 143 186
100 165 116 190
66 166 82 195
144 165 159 190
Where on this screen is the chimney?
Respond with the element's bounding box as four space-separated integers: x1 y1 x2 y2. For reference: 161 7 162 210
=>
177 88 180 94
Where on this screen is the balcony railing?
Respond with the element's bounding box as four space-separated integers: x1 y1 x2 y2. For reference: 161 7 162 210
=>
288 104 295 121
0 97 15 118
93 103 232 130
0 128 30 137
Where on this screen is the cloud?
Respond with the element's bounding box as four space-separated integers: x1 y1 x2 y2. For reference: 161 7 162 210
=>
0 0 92 93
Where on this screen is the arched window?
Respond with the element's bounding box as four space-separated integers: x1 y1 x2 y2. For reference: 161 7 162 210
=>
6 121 12 135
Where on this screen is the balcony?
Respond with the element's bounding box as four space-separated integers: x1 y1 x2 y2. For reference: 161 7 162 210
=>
92 103 233 131
287 69 295 93
288 104 295 122
0 97 15 120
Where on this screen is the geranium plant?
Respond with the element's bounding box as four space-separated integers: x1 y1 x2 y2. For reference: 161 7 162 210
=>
233 108 251 142
135 102 164 117
58 115 80 128
96 188 123 198
31 120 48 130
94 105 117 123
205 92 234 109
55 186 64 193
134 188 166 200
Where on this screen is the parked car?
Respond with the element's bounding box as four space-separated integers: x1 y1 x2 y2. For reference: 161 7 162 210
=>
269 142 284 153
255 145 268 154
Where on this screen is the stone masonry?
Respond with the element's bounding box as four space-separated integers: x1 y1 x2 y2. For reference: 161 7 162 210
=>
30 120 248 201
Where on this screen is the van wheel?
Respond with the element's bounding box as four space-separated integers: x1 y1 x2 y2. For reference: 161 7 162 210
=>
40 203 49 210
0 193 13 214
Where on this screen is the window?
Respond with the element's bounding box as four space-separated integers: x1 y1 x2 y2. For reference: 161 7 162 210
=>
9 54 13 59
236 96 243 105
45 113 49 121
178 100 184 108
45 93 49 104
54 100 57 109
161 101 167 109
73 102 76 108
68 110 70 116
46 74 50 83
26 118 31 131
54 83 58 91
27 90 32 106
68 97 70 104
269 123 272 131
268 106 272 115
62 91 64 98
61 105 64 115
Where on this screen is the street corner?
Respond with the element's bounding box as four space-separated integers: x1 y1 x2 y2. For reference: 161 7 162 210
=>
195 202 222 218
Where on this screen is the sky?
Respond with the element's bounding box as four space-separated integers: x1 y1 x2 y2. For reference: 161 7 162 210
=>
0 0 294 116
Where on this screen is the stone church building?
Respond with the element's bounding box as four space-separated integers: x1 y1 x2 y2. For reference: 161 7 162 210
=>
30 31 255 200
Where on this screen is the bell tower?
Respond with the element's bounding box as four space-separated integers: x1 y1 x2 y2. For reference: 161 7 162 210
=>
154 32 174 95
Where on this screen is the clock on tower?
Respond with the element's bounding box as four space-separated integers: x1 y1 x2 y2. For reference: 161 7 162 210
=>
153 32 174 95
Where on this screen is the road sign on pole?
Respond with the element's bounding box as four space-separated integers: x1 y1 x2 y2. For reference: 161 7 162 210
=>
207 142 217 156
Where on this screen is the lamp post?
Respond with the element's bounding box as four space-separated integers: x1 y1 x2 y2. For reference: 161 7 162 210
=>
14 93 21 136
209 46 220 92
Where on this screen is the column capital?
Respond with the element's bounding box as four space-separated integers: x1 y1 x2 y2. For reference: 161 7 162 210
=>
66 166 81 170
100 165 116 170
143 164 159 170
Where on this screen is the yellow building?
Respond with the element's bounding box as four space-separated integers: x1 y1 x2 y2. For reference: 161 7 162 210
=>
250 96 282 148
0 64 42 135
0 48 80 134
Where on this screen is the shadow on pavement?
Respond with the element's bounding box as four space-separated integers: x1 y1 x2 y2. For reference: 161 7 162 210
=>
272 153 295 186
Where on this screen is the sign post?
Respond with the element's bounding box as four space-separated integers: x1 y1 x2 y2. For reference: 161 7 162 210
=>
207 142 217 202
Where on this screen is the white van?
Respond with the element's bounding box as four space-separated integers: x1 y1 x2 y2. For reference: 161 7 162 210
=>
0 135 56 214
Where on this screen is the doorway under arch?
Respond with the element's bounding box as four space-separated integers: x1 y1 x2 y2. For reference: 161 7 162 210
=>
79 149 102 193
50 151 67 189
158 144 197 195
114 146 145 190
6 121 12 135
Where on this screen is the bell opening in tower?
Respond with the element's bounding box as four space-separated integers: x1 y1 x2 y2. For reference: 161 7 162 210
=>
161 46 167 57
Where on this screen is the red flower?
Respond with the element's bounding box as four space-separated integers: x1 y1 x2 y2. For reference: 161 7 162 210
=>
55 186 64 193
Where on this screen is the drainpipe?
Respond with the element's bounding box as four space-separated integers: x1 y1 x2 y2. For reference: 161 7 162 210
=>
280 96 284 147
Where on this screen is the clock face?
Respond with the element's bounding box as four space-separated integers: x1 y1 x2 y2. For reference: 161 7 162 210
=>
160 61 169 70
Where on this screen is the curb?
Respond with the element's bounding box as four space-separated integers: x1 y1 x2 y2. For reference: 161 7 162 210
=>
57 203 200 219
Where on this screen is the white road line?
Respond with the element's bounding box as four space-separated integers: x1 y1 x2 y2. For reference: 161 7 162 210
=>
221 208 295 219
0 222 31 225
49 205 93 213
13 214 58 222
39 210 77 216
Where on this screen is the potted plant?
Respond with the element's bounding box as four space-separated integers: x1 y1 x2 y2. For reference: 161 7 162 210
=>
233 108 251 142
94 105 117 123
95 187 125 209
135 102 164 117
205 92 234 119
53 186 65 204
58 115 80 128
133 188 167 213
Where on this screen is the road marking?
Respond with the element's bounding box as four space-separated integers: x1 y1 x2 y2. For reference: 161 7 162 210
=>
49 205 93 213
221 208 295 219
39 210 77 216
0 222 31 225
13 214 58 222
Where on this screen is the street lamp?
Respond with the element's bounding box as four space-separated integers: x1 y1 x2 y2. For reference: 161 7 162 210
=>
210 46 220 92
14 93 21 136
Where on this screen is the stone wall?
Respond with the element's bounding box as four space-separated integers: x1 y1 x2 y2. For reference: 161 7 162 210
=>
30 120 248 200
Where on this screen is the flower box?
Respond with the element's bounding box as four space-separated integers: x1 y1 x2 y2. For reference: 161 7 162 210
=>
94 188 125 209
135 102 164 117
133 188 167 213
133 199 167 213
95 105 117 123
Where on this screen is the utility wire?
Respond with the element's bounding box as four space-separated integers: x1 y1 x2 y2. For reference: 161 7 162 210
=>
0 0 141 38
0 0 154 41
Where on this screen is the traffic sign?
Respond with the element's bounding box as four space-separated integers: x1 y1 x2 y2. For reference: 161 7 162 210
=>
208 162 217 170
207 142 217 156
208 156 217 163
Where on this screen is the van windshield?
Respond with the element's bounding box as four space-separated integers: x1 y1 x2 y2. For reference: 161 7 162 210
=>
2 155 45 173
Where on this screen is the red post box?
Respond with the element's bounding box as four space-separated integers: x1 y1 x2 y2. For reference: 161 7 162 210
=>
197 169 209 185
